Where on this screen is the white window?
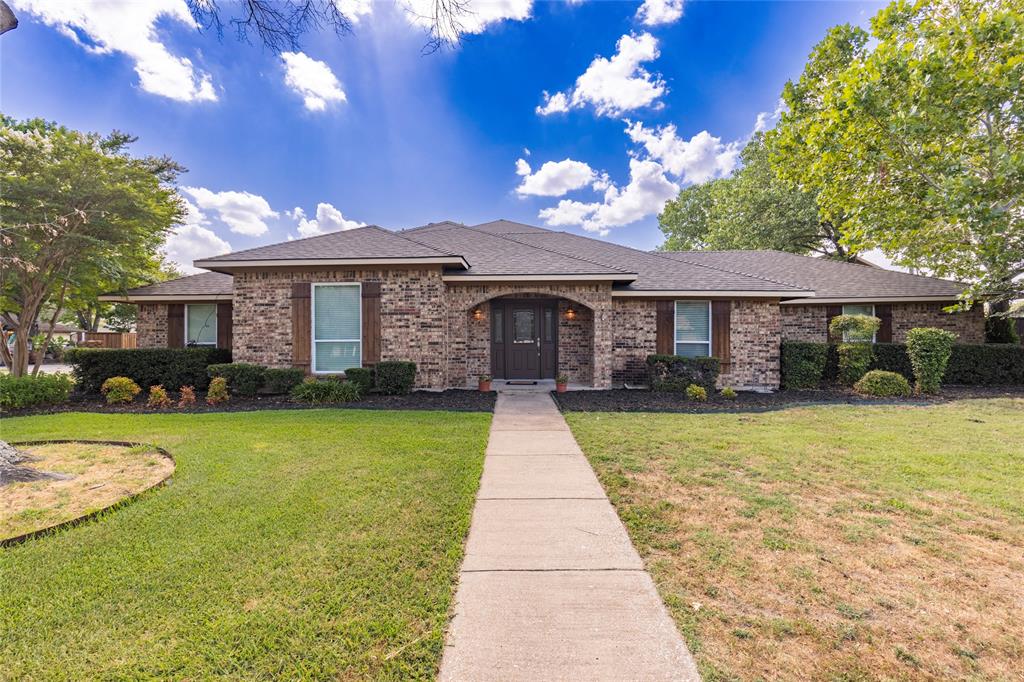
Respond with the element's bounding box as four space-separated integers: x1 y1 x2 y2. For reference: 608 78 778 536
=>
312 283 362 373
185 304 217 346
674 301 711 357
841 303 876 342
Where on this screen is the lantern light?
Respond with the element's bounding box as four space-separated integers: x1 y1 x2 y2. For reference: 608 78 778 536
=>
472 307 484 321
565 306 577 321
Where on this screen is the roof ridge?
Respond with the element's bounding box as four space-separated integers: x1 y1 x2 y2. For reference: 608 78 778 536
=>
384 224 462 257
461 225 637 276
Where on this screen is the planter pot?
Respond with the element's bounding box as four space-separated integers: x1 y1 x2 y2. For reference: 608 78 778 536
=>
555 382 568 393
478 380 492 392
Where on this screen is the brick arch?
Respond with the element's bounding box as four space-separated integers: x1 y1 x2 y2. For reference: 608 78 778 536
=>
460 288 600 313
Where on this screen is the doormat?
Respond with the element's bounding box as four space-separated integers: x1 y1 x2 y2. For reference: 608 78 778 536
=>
506 380 538 385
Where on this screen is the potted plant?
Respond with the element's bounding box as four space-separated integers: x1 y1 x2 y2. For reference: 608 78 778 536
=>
555 373 569 393
478 374 492 392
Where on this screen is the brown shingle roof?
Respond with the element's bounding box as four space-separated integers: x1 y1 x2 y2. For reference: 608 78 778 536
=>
98 272 233 301
658 251 965 301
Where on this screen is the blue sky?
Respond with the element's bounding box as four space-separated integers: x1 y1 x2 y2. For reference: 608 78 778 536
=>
2 0 881 272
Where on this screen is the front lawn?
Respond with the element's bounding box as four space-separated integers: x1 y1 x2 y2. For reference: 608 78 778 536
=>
566 399 1024 681
1 409 490 680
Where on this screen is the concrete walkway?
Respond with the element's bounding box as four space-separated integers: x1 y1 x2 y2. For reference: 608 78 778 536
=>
439 391 700 681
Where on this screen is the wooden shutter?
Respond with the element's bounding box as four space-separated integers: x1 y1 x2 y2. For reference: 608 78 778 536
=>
216 302 233 350
362 281 381 366
167 304 184 348
655 300 674 355
291 283 311 372
711 300 731 368
826 305 842 343
875 304 892 342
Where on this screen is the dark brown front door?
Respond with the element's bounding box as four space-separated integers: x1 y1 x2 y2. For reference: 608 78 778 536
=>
491 300 558 380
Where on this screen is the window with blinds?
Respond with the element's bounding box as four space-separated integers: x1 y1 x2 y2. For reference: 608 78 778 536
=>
312 283 362 372
674 301 711 357
841 303 876 342
186 304 217 346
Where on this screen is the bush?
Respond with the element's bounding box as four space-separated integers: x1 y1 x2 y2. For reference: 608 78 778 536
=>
986 316 1019 344
290 377 362 404
101 376 141 404
906 328 957 394
262 368 306 394
836 343 874 385
66 347 230 394
720 386 737 400
177 385 197 407
147 385 172 408
646 355 720 393
869 343 915 380
344 367 375 394
945 343 1024 385
780 342 828 389
686 384 708 402
853 370 911 398
208 363 265 397
375 361 417 395
206 377 230 404
828 314 881 342
0 373 74 409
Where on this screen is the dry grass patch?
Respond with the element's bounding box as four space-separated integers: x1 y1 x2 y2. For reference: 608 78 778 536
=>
1 442 173 540
566 399 1024 681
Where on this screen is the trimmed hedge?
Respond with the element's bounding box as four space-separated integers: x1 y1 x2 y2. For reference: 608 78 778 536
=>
208 363 265 397
66 347 231 393
0 372 75 409
782 341 1024 387
780 342 828 389
375 361 417 396
344 367 375 394
262 368 305 395
854 370 911 398
646 354 720 393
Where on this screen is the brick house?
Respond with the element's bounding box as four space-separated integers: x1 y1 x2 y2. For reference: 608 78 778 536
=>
102 220 984 391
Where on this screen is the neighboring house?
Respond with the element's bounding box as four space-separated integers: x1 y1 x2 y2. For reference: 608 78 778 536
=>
99 220 983 391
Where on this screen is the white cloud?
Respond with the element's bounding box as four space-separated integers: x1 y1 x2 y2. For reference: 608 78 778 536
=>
538 159 678 235
516 158 596 197
515 158 532 176
536 90 570 116
335 0 373 23
281 51 347 112
163 199 231 273
636 0 684 26
12 0 216 103
182 187 279 237
295 202 364 237
753 98 786 134
402 0 532 43
540 32 665 118
625 121 740 184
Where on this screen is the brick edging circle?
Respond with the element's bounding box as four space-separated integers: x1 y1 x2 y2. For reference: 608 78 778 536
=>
1 440 175 548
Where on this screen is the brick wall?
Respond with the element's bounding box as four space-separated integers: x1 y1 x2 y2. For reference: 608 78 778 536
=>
720 299 780 391
558 300 593 385
611 299 657 385
232 267 448 388
781 303 985 344
137 303 168 348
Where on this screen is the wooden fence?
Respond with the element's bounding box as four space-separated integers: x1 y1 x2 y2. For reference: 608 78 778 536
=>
78 332 137 349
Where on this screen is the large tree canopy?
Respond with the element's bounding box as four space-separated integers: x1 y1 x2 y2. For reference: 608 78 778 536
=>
772 0 1024 308
0 117 183 375
658 133 851 258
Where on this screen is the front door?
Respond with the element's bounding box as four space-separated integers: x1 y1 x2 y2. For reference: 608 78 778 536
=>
492 300 558 380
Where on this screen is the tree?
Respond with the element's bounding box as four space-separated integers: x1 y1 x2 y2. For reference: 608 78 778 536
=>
658 133 852 258
62 258 181 333
0 117 183 376
772 0 1024 310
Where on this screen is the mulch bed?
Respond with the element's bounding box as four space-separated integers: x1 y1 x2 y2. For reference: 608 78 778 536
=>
553 385 1024 414
3 390 497 418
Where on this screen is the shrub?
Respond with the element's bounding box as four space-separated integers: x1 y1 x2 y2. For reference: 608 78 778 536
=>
986 316 1019 344
780 342 828 389
906 328 957 394
344 367 375 394
646 355 720 393
291 377 361 404
945 343 1024 385
720 386 737 400
0 373 74 409
177 385 197 407
686 384 708 402
375 361 416 395
262 368 305 395
208 363 264 397
66 347 230 393
829 315 880 386
146 385 172 408
869 343 915 380
836 343 874 385
853 370 911 398
828 314 881 343
101 376 141 404
206 377 230 405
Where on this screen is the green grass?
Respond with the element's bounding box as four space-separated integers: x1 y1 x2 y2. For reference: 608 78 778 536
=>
566 399 1024 681
1 409 490 680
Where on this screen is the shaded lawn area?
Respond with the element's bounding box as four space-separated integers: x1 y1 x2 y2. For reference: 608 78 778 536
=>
565 399 1024 682
1 409 490 680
